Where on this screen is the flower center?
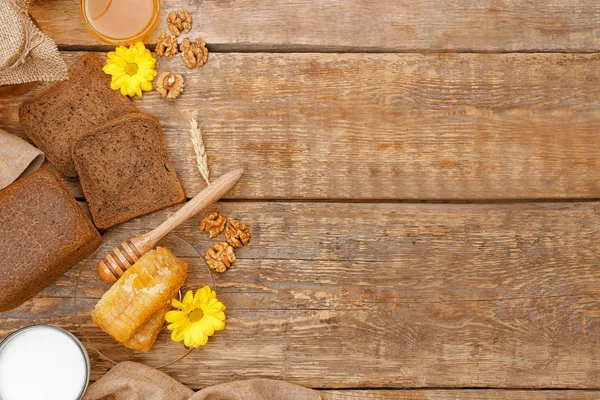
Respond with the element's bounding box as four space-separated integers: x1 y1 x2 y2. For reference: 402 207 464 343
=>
189 309 204 323
125 63 138 76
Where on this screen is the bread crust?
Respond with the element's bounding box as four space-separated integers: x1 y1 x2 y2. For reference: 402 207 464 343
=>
0 169 101 311
18 53 138 177
73 112 186 229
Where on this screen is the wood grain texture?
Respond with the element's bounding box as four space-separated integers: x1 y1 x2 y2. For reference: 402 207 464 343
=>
2 52 600 200
320 390 600 400
1 202 599 388
30 0 600 52
4 1 600 396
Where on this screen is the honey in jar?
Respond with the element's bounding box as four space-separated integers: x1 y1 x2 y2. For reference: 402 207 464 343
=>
80 0 160 45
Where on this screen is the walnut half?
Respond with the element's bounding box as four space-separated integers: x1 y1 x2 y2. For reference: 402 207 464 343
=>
199 211 226 238
167 10 192 37
156 33 178 58
226 219 251 248
180 37 209 69
155 72 184 99
205 242 236 273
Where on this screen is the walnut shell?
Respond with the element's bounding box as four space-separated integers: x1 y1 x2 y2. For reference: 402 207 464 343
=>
204 242 236 273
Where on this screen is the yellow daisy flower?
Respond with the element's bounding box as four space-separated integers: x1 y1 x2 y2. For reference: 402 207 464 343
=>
165 286 226 348
103 42 157 97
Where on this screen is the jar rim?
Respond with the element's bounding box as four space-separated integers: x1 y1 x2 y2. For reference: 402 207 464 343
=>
80 0 161 46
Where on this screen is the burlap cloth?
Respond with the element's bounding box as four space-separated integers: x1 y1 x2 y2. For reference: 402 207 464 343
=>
82 361 322 400
0 128 44 190
0 0 67 85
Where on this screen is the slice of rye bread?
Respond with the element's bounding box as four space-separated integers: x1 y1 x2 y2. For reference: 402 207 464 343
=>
72 113 186 229
19 53 138 177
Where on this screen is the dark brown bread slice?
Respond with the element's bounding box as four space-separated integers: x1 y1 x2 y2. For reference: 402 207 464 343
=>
0 169 101 312
72 113 186 229
18 53 138 177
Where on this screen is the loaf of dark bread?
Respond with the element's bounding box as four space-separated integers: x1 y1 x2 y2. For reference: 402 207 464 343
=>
72 113 186 229
18 53 138 177
0 169 101 311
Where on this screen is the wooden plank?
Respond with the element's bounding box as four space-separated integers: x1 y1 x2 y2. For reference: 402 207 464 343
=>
2 52 600 200
320 390 600 400
30 0 600 52
1 202 599 388
28 201 600 305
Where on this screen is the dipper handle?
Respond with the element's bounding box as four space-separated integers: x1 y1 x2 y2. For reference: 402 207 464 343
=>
97 168 244 283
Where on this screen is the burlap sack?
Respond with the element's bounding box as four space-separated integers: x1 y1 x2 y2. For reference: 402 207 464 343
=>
0 0 67 85
82 361 322 400
0 129 44 190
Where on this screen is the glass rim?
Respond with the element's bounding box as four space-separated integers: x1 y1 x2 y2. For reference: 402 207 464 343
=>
0 324 90 399
79 0 161 45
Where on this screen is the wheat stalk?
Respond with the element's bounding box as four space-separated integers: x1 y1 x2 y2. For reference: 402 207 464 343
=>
189 117 210 185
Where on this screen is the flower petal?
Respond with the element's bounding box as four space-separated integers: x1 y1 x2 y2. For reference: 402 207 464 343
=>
104 64 126 77
135 41 146 52
105 55 127 69
119 79 130 96
200 286 212 298
197 298 208 309
171 328 186 343
205 298 226 312
184 325 196 347
115 46 128 59
172 298 184 309
110 74 127 90
197 319 213 336
137 59 155 71
129 74 141 90
183 290 194 304
202 308 225 319
204 315 226 331
140 78 153 92
206 298 218 307
192 323 208 347
136 69 152 82
167 319 186 331
165 310 187 323
192 292 202 308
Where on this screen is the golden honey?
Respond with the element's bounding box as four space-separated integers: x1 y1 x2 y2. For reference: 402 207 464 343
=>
92 247 187 347
80 0 160 45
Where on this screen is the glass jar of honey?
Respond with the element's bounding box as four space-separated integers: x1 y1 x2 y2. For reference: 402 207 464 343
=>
80 0 160 46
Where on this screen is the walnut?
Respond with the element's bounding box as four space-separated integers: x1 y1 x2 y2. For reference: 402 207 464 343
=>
204 242 236 273
180 37 208 69
199 211 226 238
226 219 251 248
155 72 184 99
167 10 192 37
180 39 196 69
156 32 178 58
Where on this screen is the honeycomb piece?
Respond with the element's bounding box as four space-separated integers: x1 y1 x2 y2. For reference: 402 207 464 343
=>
123 302 171 352
92 247 187 344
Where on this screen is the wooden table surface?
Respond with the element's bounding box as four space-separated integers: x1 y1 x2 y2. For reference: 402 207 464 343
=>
1 1 600 398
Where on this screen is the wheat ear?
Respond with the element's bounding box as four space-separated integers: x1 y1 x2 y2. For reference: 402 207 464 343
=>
189 117 210 185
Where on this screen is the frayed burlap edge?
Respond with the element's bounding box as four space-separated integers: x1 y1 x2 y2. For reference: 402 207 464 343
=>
0 0 67 85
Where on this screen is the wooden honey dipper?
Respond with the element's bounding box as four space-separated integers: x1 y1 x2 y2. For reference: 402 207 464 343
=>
97 168 244 283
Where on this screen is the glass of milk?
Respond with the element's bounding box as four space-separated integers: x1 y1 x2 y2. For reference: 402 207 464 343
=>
0 325 90 400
